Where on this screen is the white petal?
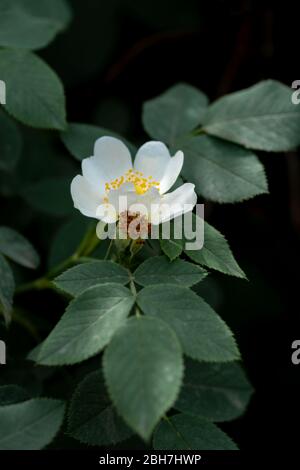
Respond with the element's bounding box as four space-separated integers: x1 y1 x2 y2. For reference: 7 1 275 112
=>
128 187 161 217
107 185 160 217
81 157 106 196
108 186 137 214
93 136 132 181
134 141 171 181
71 175 101 218
155 183 197 224
159 150 184 194
96 204 118 223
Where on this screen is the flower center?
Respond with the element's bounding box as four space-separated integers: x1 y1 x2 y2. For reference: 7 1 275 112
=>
105 169 160 195
119 210 151 239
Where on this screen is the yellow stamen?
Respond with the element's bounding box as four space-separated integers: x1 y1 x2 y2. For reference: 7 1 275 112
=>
104 169 160 195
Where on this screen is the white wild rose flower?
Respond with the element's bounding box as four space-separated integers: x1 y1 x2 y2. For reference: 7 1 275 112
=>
71 137 197 236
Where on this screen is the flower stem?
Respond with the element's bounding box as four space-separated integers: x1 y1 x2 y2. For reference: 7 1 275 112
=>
191 127 205 136
16 223 101 294
129 276 141 317
46 255 78 280
104 239 114 260
81 230 101 257
74 222 98 256
15 277 54 294
129 278 137 297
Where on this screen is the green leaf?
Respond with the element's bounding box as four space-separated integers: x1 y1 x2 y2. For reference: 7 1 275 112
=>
103 316 183 440
202 80 300 151
60 123 137 161
181 135 268 203
68 370 132 446
37 284 134 365
27 342 43 362
153 414 238 450
0 385 30 406
0 0 72 50
143 83 208 145
159 218 185 260
175 360 253 421
0 226 40 269
134 256 207 288
0 253 15 324
0 49 66 130
185 217 246 279
137 285 239 362
54 261 130 296
0 110 22 172
160 238 183 261
21 177 73 216
0 398 65 450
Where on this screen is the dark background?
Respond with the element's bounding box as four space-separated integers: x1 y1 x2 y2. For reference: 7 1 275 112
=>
2 0 300 451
